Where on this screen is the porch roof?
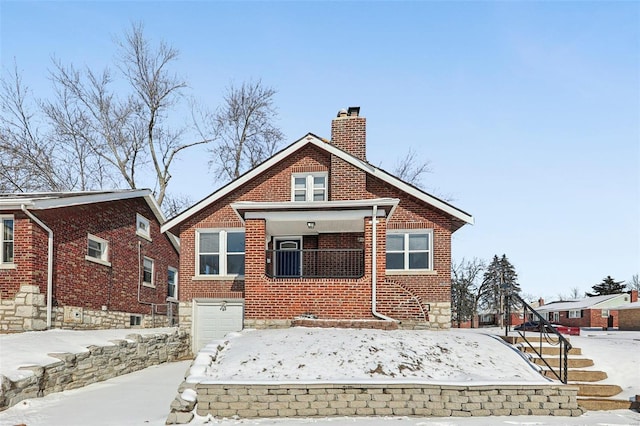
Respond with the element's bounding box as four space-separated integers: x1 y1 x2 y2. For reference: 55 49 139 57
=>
231 198 399 235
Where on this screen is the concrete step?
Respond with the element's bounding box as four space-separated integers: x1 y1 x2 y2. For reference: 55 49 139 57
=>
577 397 638 411
532 357 594 368
503 335 571 345
521 345 582 355
574 383 623 397
542 369 607 382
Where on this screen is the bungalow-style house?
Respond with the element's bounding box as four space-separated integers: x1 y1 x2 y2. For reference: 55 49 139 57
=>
534 291 638 329
0 190 179 332
162 107 474 351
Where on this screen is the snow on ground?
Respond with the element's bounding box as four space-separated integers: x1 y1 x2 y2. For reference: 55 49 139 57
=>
0 327 177 381
192 327 549 385
569 329 640 401
1 327 639 426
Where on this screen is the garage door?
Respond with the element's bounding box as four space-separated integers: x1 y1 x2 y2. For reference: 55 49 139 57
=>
193 299 244 352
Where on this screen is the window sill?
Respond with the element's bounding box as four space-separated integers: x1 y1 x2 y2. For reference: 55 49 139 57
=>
136 231 152 242
192 275 245 281
385 269 438 276
0 263 17 270
142 282 155 288
85 256 112 267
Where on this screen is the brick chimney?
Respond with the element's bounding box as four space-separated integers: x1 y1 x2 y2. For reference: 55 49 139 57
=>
538 298 545 307
331 106 366 161
631 290 638 303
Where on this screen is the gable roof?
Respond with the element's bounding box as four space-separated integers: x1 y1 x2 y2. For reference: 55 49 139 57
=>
0 189 179 252
162 133 474 234
536 293 630 312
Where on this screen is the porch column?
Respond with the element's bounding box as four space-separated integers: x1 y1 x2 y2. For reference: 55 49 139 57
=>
245 218 265 282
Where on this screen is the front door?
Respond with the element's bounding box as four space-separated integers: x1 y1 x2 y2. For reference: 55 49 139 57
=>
275 238 301 277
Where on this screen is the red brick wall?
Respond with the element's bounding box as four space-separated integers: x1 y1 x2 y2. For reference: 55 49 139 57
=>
0 198 178 315
0 212 48 298
176 141 457 324
619 308 640 331
556 309 618 328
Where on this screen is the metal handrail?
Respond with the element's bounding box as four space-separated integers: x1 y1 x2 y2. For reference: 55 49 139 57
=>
265 248 364 279
510 293 572 384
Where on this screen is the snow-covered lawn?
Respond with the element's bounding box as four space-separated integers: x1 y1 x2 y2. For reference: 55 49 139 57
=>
192 327 549 385
1 327 639 426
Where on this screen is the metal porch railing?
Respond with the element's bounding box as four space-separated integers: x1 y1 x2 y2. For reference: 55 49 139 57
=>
265 248 364 279
508 293 572 384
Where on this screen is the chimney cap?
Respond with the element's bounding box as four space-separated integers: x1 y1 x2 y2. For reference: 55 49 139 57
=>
337 108 348 117
347 106 360 117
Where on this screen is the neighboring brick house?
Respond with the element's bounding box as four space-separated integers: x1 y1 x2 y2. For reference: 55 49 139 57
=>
162 107 474 351
618 301 640 331
0 190 179 332
534 291 638 329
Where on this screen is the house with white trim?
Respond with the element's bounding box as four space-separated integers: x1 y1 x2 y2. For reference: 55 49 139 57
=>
162 107 474 351
0 190 179 332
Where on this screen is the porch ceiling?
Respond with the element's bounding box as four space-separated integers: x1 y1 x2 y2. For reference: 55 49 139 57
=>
231 198 399 235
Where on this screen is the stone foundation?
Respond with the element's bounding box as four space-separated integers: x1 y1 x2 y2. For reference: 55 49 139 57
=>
0 328 190 410
0 285 176 333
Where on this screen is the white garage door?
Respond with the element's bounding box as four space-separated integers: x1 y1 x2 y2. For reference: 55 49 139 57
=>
193 299 244 352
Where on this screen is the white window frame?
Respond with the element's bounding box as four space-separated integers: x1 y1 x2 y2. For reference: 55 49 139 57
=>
568 309 581 319
143 257 155 287
291 172 328 202
167 266 178 300
385 229 434 273
195 229 245 278
136 214 151 240
552 312 559 323
601 309 609 318
85 234 111 266
0 215 15 267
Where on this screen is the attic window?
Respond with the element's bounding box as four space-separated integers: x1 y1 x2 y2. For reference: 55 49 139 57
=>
292 173 327 202
136 214 151 240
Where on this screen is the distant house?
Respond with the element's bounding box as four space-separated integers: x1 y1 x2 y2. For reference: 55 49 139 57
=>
534 291 638 329
617 301 640 331
0 190 179 332
162 107 474 351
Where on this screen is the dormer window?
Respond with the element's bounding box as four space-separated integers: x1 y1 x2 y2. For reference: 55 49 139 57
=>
292 173 327 202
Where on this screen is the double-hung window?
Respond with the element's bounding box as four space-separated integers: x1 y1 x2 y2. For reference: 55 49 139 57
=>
86 234 110 266
167 267 178 299
1 216 14 265
386 230 433 272
292 173 327 202
197 230 245 277
143 257 155 286
568 309 581 319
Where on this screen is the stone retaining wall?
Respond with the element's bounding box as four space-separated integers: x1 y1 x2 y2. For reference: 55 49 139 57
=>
192 383 582 419
0 329 191 410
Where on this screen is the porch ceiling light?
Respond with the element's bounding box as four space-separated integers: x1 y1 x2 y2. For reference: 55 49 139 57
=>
307 221 315 229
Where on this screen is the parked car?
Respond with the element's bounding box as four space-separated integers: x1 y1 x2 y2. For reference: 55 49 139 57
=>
514 321 556 332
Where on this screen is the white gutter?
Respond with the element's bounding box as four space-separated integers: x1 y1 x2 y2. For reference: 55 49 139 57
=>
21 205 54 328
370 204 397 322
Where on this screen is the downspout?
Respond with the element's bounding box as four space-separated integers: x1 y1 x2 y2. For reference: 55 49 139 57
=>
371 205 397 322
137 240 154 307
21 205 53 329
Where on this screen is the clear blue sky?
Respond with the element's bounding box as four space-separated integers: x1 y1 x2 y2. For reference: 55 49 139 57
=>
2 1 638 300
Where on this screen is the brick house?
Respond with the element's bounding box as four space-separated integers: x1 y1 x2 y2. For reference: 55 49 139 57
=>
618 301 640 331
162 107 474 351
534 291 638 329
0 190 179 332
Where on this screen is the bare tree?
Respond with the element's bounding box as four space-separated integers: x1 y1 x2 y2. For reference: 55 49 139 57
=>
199 80 284 182
451 257 486 328
627 274 640 291
2 24 210 207
0 63 65 192
393 147 432 188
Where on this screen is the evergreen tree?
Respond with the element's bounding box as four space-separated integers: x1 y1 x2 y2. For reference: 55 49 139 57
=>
480 254 521 326
586 276 626 296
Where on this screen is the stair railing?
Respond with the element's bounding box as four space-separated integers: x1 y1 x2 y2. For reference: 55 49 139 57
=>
509 293 572 384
